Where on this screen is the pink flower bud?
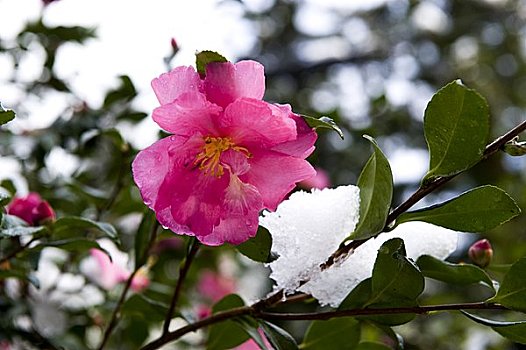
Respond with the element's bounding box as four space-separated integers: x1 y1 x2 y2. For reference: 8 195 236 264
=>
170 38 179 52
299 167 331 190
468 239 493 268
7 193 55 226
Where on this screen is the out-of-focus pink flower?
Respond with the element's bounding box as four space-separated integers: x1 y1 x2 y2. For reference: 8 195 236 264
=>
299 167 330 190
81 243 149 292
0 340 11 350
196 305 212 320
7 192 55 226
197 270 236 302
468 239 493 268
132 60 316 245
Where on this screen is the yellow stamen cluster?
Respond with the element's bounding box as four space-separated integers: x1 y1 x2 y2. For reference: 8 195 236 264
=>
194 136 250 177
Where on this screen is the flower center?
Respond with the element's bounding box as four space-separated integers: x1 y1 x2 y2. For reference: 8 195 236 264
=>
194 136 250 177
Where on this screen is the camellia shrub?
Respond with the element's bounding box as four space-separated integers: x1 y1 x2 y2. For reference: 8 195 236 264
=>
3 8 526 350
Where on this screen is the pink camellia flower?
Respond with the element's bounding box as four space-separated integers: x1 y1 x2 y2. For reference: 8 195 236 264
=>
299 167 330 190
132 60 316 245
7 192 55 226
197 269 236 303
80 240 150 292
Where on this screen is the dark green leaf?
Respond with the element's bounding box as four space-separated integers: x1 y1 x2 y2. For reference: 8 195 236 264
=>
302 318 360 350
196 51 228 77
364 238 423 325
0 215 46 238
0 270 39 288
396 185 520 232
122 294 168 322
423 80 490 181
349 135 393 240
135 210 157 267
235 317 270 350
0 108 15 125
0 192 11 206
302 115 344 139
462 311 526 344
339 278 373 311
52 216 118 241
103 75 137 108
355 342 392 350
416 255 494 290
0 179 16 196
493 257 526 312
208 294 249 350
260 321 299 350
236 226 272 262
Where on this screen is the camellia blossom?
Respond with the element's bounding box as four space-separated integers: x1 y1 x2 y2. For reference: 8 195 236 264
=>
132 60 316 245
7 192 55 226
80 239 149 292
260 185 460 307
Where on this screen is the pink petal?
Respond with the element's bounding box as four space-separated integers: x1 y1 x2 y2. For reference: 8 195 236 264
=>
200 175 262 245
151 66 203 105
219 98 297 148
269 105 317 158
203 61 265 108
152 91 222 136
90 249 130 290
241 150 316 211
299 167 331 190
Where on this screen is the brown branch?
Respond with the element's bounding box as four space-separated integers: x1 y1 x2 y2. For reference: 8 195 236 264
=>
162 239 200 335
97 220 159 350
321 119 526 269
0 237 38 265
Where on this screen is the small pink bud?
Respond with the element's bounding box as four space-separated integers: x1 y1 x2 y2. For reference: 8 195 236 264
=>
170 38 179 54
468 239 493 268
7 193 55 226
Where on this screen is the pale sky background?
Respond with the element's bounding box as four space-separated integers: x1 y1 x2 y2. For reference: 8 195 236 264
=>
0 0 432 188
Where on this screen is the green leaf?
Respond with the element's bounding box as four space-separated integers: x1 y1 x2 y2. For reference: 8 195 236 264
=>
301 115 344 139
396 185 520 232
235 226 272 262
260 321 299 350
122 294 168 322
302 318 360 350
492 257 526 312
135 209 157 267
0 215 46 238
462 311 526 344
349 136 393 240
39 238 108 253
0 106 15 125
338 278 373 311
103 75 137 108
196 50 228 77
355 342 392 350
52 216 118 242
0 192 11 207
208 294 249 350
423 80 490 181
0 270 39 288
235 317 270 350
365 238 424 325
416 255 494 290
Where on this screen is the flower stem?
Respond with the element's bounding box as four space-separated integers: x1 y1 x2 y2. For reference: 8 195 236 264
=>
97 220 159 350
162 238 200 335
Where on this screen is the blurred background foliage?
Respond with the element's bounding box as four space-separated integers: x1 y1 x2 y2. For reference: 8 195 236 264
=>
1 0 526 349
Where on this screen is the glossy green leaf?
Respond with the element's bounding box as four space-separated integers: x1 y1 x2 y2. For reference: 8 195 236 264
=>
302 318 360 350
0 192 10 206
416 255 494 290
121 294 168 322
103 75 137 108
0 215 46 238
135 210 157 267
52 216 118 241
302 115 344 139
39 238 107 253
260 321 299 350
349 136 393 240
396 185 520 232
355 342 392 350
462 311 526 344
196 50 228 77
492 257 526 312
423 80 490 181
235 317 270 350
338 278 373 311
208 294 249 350
236 226 272 263
365 238 423 325
0 109 15 125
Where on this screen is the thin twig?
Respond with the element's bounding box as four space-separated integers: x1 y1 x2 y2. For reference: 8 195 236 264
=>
0 237 38 265
162 238 200 335
321 119 526 269
97 220 159 350
140 301 508 350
